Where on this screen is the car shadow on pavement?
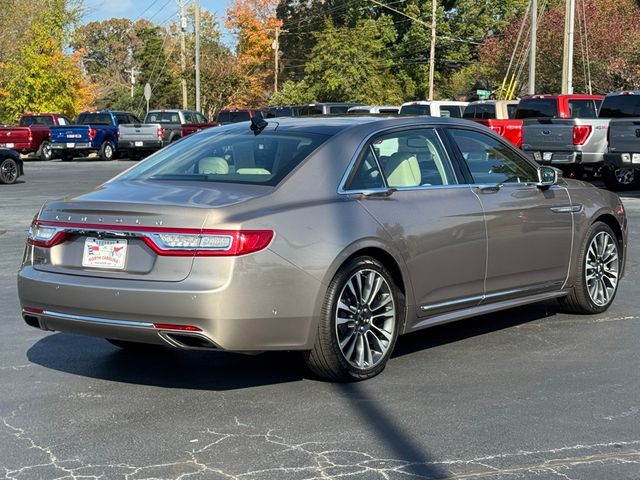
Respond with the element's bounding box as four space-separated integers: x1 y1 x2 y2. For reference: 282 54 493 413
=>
26 301 561 391
27 334 306 390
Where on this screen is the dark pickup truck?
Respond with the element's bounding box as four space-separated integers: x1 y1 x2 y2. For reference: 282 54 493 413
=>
0 113 72 161
601 91 640 190
50 111 140 161
118 109 219 159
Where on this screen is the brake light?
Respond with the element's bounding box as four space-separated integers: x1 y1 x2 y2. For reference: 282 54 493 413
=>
144 230 274 257
157 126 165 140
88 128 96 141
573 125 592 145
27 221 68 248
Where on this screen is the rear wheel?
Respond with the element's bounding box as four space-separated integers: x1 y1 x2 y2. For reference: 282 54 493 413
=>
37 141 52 161
603 167 637 191
304 256 403 381
0 157 19 184
99 141 114 161
560 222 621 314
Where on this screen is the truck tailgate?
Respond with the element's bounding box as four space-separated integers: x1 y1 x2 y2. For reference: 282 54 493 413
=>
608 119 640 154
50 126 91 143
522 119 576 151
0 127 31 146
119 124 160 142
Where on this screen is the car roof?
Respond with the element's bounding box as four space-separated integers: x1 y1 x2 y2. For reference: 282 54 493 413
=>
401 101 469 106
207 115 477 136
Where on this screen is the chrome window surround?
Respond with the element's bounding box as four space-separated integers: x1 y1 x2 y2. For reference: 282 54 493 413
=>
338 125 460 195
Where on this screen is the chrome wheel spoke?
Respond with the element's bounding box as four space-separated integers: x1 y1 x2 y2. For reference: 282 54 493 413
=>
585 231 619 307
335 268 395 370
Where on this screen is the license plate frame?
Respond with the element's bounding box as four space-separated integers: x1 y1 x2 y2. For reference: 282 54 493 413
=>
66 142 75 148
82 237 128 270
134 141 144 147
3 143 14 148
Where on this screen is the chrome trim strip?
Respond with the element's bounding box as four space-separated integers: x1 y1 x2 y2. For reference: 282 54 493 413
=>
420 281 564 311
550 205 583 213
41 310 155 329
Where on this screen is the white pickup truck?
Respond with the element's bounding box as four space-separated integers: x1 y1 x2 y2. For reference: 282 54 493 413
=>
602 91 640 190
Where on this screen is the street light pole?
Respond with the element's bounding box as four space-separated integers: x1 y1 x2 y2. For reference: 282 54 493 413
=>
195 0 201 112
561 0 576 94
528 0 537 95
428 0 436 100
178 0 188 109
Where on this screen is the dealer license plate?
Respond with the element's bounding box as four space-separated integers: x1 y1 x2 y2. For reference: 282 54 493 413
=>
134 141 143 147
82 238 128 270
2 143 14 148
66 142 75 148
632 154 640 164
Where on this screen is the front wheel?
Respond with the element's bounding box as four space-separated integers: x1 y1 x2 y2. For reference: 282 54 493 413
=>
560 222 621 314
603 167 637 191
99 141 114 161
304 256 403 381
0 157 19 184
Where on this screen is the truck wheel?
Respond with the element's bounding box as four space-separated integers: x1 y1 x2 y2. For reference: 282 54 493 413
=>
37 141 52 161
0 157 19 184
603 167 637 191
99 141 114 161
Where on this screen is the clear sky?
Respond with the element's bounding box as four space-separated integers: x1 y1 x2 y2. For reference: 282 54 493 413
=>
82 0 233 41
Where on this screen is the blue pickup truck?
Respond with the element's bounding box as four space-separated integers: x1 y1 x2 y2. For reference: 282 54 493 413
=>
50 111 140 161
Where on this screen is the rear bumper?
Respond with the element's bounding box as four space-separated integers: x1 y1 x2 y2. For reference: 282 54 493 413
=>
603 152 640 169
51 142 93 151
120 140 163 151
17 251 323 351
0 142 36 153
524 150 604 166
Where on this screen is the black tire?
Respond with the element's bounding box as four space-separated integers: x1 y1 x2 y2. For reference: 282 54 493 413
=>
560 222 621 314
304 256 404 381
603 167 638 191
99 141 114 161
0 157 19 184
106 339 164 350
37 141 53 161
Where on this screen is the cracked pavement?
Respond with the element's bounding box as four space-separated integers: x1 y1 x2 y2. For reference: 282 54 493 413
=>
1 161 640 479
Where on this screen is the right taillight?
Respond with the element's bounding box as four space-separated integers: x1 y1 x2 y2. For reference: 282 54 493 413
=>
88 128 96 141
157 126 165 140
573 125 592 145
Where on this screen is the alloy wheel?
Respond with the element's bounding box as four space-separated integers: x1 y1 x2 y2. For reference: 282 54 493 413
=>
585 231 619 307
614 167 634 185
335 269 396 370
0 159 18 184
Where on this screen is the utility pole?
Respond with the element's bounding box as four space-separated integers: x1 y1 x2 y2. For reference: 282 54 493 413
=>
528 0 537 95
428 0 437 101
273 26 280 93
178 0 188 109
561 0 576 94
195 0 201 112
124 67 141 98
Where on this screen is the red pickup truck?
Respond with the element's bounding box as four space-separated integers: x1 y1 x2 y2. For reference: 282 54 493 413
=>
0 113 72 161
463 100 522 147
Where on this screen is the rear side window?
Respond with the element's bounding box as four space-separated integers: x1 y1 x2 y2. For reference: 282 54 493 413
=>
506 104 518 119
599 95 640 118
117 128 330 187
298 106 323 116
464 104 496 120
515 99 558 119
463 105 477 119
147 112 181 124
568 100 598 118
77 113 113 125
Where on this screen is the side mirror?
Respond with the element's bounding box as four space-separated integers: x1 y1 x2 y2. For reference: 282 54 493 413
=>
537 166 558 188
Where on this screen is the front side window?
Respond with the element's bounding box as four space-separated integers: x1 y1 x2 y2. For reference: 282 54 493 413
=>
347 129 457 190
117 128 329 187
449 128 537 184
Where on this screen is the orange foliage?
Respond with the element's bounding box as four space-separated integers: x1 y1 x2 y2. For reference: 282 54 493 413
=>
225 0 281 107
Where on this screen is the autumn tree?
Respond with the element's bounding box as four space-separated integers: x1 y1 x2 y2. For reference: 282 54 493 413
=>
225 0 282 107
0 0 94 123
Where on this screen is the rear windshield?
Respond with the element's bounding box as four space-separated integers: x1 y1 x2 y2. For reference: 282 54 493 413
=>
463 104 495 120
400 105 430 115
266 107 296 118
515 99 558 119
439 105 463 118
298 105 323 116
20 116 54 126
599 95 640 118
378 108 399 114
77 113 113 125
568 99 599 118
146 112 182 124
116 128 330 187
216 111 251 123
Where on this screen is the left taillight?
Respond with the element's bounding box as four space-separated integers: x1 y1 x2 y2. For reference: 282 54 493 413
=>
27 221 67 248
157 126 165 140
88 128 97 141
144 230 274 257
573 125 592 145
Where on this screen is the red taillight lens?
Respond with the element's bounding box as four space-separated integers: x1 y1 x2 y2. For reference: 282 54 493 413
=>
573 125 592 145
23 307 44 314
153 323 201 332
88 128 96 141
144 230 274 257
157 127 165 140
27 221 68 248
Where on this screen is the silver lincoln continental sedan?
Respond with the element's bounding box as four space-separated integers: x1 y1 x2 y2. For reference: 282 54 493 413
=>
18 116 627 381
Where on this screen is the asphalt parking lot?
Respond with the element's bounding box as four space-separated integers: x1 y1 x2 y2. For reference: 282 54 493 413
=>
1 159 640 480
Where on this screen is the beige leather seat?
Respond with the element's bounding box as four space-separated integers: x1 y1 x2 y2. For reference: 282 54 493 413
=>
198 157 229 175
385 152 421 187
